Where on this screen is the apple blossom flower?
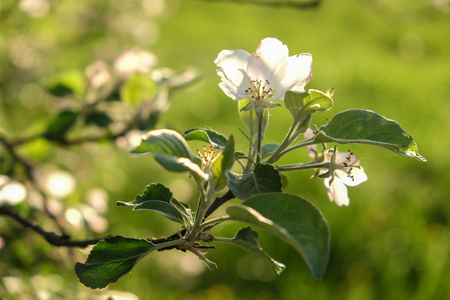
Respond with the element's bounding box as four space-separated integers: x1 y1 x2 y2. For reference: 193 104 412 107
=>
114 49 157 78
323 150 368 206
215 38 312 109
304 128 318 160
304 129 367 206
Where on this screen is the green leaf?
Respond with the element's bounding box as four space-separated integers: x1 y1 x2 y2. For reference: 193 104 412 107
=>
75 236 157 289
134 200 184 223
315 109 426 161
183 128 228 149
226 193 330 281
171 198 194 226
216 227 285 274
131 129 201 172
211 135 235 191
284 89 332 137
284 90 333 123
117 183 185 224
132 183 173 205
120 73 157 106
46 69 86 98
235 151 247 159
43 110 79 141
84 111 113 128
228 163 282 200
261 143 279 159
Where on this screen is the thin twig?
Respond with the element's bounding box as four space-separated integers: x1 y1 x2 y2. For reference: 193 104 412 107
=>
0 204 103 248
199 0 321 8
203 189 235 221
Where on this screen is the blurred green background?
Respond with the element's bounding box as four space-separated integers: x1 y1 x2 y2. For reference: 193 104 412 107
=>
1 0 449 299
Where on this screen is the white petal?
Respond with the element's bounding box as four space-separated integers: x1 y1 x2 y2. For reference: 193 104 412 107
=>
217 68 249 100
246 38 289 87
215 49 250 71
335 151 360 166
324 177 350 206
336 167 368 187
215 49 251 100
304 128 317 158
282 54 312 93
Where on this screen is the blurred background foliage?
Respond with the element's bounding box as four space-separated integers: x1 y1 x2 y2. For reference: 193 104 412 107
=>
1 0 449 299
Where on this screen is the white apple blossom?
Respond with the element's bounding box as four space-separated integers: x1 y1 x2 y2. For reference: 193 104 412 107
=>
323 150 368 206
215 38 312 108
304 129 367 206
114 49 157 78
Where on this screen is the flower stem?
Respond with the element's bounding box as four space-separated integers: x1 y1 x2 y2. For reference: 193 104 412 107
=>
256 113 264 163
278 137 317 157
275 161 330 172
265 120 297 164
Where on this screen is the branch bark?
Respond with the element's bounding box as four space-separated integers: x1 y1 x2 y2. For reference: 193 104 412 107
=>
0 204 104 248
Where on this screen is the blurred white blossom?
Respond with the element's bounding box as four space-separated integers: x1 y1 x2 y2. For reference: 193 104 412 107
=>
114 49 157 77
0 175 27 205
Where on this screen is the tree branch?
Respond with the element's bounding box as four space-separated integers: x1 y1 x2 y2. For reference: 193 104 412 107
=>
203 189 235 221
0 204 104 248
200 0 322 8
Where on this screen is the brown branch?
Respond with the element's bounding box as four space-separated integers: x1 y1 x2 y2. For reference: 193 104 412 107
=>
0 203 104 248
200 0 322 8
203 189 235 221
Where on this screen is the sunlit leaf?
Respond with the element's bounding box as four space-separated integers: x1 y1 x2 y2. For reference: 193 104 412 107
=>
117 183 185 224
284 90 333 135
120 73 157 106
228 163 282 200
226 193 329 281
134 200 184 223
212 135 235 191
131 183 173 205
183 128 228 149
131 129 201 171
216 227 286 274
315 109 426 161
46 69 86 98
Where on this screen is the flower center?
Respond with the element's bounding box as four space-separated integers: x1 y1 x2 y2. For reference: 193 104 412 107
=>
196 145 220 172
342 151 360 182
244 79 273 101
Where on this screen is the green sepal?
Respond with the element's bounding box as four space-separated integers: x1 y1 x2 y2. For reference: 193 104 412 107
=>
238 99 269 138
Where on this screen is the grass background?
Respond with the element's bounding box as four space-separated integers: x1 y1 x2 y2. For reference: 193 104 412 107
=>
1 0 449 299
